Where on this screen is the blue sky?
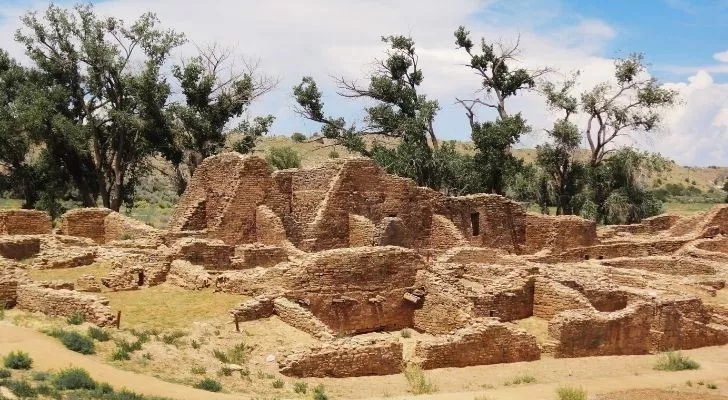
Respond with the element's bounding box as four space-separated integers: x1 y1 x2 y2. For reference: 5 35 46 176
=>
1 0 727 165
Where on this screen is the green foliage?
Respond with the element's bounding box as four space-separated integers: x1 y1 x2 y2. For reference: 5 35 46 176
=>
190 365 206 375
0 368 11 378
293 381 308 394
190 340 200 350
328 149 340 159
111 346 131 361
266 146 301 170
212 349 228 363
403 363 438 394
59 331 96 355
504 374 537 386
66 313 85 325
4 378 36 397
194 378 222 392
88 327 111 342
291 132 307 143
471 115 530 195
217 366 233 377
654 351 700 371
556 386 587 400
272 379 284 388
227 342 255 365
313 384 329 400
31 371 51 381
3 351 33 369
400 328 413 338
53 367 97 390
161 330 185 345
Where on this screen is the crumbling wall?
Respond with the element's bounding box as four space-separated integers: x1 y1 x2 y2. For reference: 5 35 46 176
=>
167 260 210 290
103 212 158 243
230 296 275 321
0 210 52 235
413 271 472 334
36 247 96 269
255 205 287 245
0 236 40 260
524 214 596 254
230 244 287 269
533 278 593 319
59 208 113 243
669 205 728 237
171 238 234 269
273 297 334 339
75 275 101 292
428 214 468 249
601 257 716 276
414 320 540 369
279 338 403 377
15 284 117 326
348 214 376 247
535 239 689 263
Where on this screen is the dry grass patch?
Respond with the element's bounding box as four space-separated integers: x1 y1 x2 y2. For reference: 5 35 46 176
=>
104 284 244 330
28 261 114 282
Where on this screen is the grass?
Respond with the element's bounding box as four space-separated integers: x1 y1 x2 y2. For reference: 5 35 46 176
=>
190 365 206 375
161 330 186 345
504 374 537 386
403 363 438 394
102 284 243 330
653 351 700 371
3 351 33 370
556 386 588 400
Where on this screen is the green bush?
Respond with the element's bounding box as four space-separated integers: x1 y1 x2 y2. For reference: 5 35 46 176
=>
4 378 36 398
217 366 233 377
3 351 33 369
66 312 85 325
293 381 308 394
328 149 340 159
53 367 96 390
190 365 206 375
31 371 51 381
504 374 536 386
313 384 329 400
272 378 284 388
556 386 587 400
401 328 412 338
654 351 700 371
0 367 11 378
194 378 222 392
161 330 185 345
60 331 95 354
403 363 438 394
291 132 307 143
115 338 143 353
88 326 111 342
227 342 254 365
111 346 131 361
266 146 301 170
211 348 228 363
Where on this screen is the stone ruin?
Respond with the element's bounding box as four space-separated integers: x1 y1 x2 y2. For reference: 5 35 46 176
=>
1 153 728 378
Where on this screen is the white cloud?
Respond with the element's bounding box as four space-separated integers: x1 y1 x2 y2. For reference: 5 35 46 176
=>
0 0 726 166
714 50 728 63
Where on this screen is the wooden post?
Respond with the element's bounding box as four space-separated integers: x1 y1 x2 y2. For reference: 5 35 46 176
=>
116 311 121 329
234 315 240 333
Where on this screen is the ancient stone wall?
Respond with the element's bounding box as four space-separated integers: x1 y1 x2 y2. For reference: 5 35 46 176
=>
279 338 403 377
167 260 210 290
443 195 526 253
171 238 234 269
59 208 112 243
533 278 593 319
255 205 287 245
272 297 334 339
230 297 275 321
427 214 468 249
103 212 158 243
348 214 376 247
601 257 716 276
0 210 52 235
414 320 540 369
230 244 287 269
524 214 596 254
0 236 40 260
669 205 728 237
535 239 689 263
15 284 117 326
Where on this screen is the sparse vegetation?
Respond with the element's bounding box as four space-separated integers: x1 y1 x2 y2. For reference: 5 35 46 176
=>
194 377 222 392
227 341 255 365
272 378 284 388
313 384 329 400
111 346 131 361
266 146 302 170
59 331 96 355
401 328 413 338
556 386 587 400
3 351 33 369
218 366 233 376
707 383 718 389
653 351 700 371
66 312 85 325
53 367 97 390
88 327 111 342
161 330 186 345
504 374 537 386
291 132 307 143
293 381 308 394
0 367 11 378
403 363 438 394
190 365 206 375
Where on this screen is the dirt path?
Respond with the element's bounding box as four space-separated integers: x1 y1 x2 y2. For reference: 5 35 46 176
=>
0 322 240 400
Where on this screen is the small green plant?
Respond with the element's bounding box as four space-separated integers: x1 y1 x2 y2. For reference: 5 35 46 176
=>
120 233 133 240
4 379 36 397
161 330 186 345
88 326 111 342
291 132 306 143
266 146 302 170
53 367 97 390
3 351 33 369
403 363 438 394
111 346 130 361
212 348 229 363
66 312 85 325
59 331 95 354
504 374 536 386
556 386 587 400
190 365 206 375
31 371 51 381
707 383 718 389
293 381 308 394
227 341 254 364
328 149 340 159
191 339 200 350
218 366 233 376
313 384 329 400
194 377 222 392
115 338 144 353
0 368 11 378
272 378 284 389
401 328 413 338
654 351 700 371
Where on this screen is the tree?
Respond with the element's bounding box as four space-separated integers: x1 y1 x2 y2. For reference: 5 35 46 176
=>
265 146 301 170
14 4 185 211
579 53 679 166
170 43 276 194
294 35 444 188
454 26 547 194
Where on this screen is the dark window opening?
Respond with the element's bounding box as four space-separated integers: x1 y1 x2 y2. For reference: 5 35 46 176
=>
471 213 480 236
584 254 590 260
137 271 145 287
597 255 604 260
489 310 495 317
387 213 397 218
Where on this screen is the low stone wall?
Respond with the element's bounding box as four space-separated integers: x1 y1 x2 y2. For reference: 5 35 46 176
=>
36 247 96 269
601 257 716 276
75 275 101 292
524 214 596 254
279 338 403 377
167 260 210 290
231 244 287 269
273 297 334 339
0 269 20 307
103 212 158 243
15 284 117 326
171 238 234 269
535 239 689 263
59 208 113 243
0 236 41 260
414 320 540 369
0 210 52 235
533 278 593 319
230 296 275 321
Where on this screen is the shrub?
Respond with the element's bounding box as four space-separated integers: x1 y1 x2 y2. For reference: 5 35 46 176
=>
211 348 228 363
291 132 306 143
115 338 143 353
403 363 437 394
556 386 587 400
66 312 85 325
53 367 96 390
35 383 58 396
31 371 51 381
191 340 200 350
227 342 254 365
3 351 33 369
708 383 718 389
161 330 186 345
272 379 284 389
88 326 111 342
328 149 340 159
4 379 36 398
194 378 222 392
60 331 95 354
400 328 413 338
654 351 700 371
0 368 10 378
190 365 206 375
218 366 233 377
313 384 328 400
504 374 536 386
293 381 308 394
111 346 131 361
266 146 301 170
93 382 114 395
